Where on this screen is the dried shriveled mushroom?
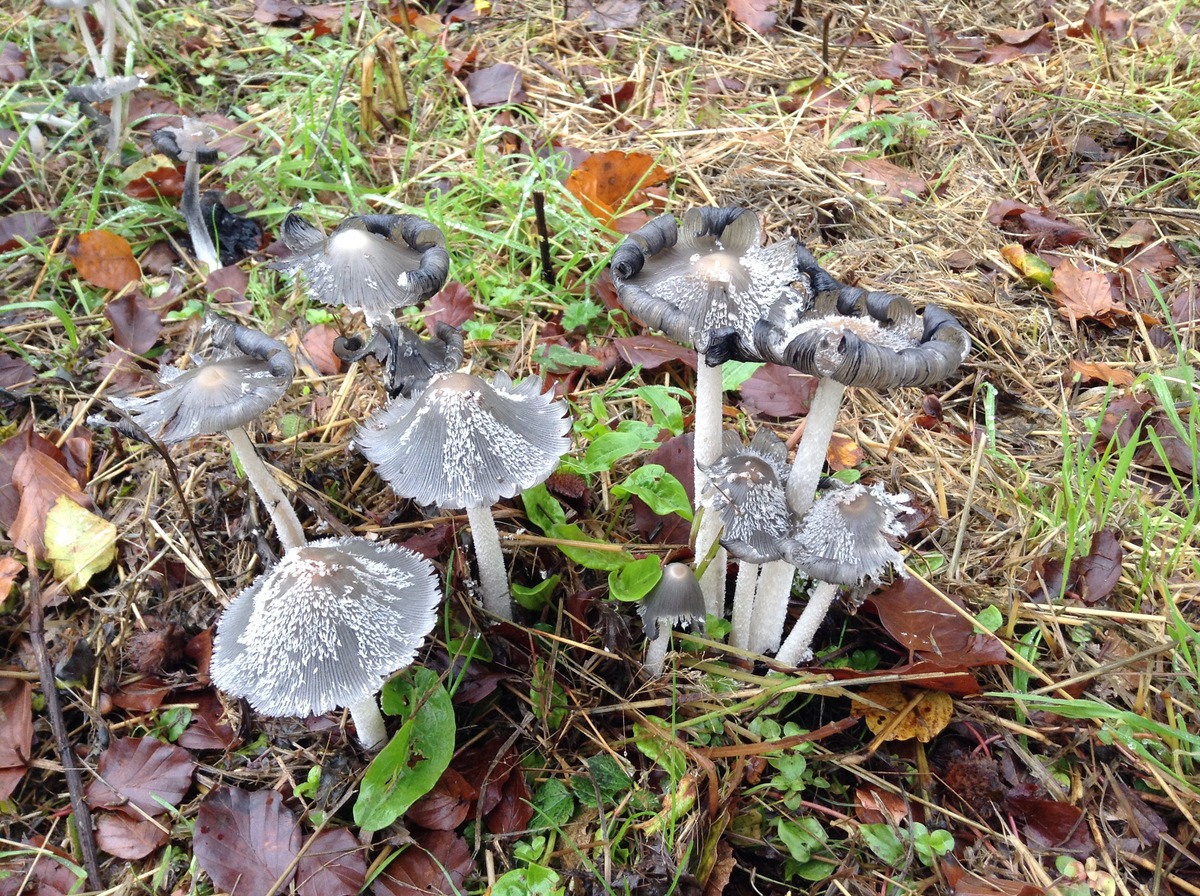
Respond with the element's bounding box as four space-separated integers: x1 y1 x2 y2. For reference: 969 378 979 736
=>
640 562 706 677
335 321 464 399
700 428 792 649
275 211 450 328
773 483 912 666
211 537 441 749
610 207 806 617
356 371 572 620
111 312 303 549
152 119 221 270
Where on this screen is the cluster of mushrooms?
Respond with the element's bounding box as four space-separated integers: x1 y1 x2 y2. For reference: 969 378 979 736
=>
612 208 970 672
109 198 967 747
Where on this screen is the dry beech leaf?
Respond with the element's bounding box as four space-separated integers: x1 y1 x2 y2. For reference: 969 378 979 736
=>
105 292 163 354
844 158 929 204
0 677 32 802
0 211 54 252
1052 261 1129 328
85 735 195 817
195 787 301 896
1066 359 1135 387
9 448 90 558
465 63 526 107
851 683 954 742
423 281 474 331
94 812 170 860
67 230 141 292
726 0 775 33
296 828 368 896
986 200 1090 249
826 433 863 471
565 150 669 229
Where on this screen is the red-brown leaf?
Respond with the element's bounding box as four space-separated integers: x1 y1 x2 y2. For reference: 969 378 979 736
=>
407 768 477 831
1074 528 1123 604
423 281 474 331
175 689 240 750
206 265 250 309
0 352 35 390
94 811 170 859
86 736 195 817
67 230 141 292
0 677 31 801
631 433 693 545
612 335 694 370
844 158 929 204
195 787 301 896
1052 261 1129 328
301 324 343 376
8 447 90 558
465 63 526 107
296 828 368 896
726 0 775 33
0 428 66 529
0 211 54 251
0 42 27 82
371 830 472 896
0 556 22 601
486 757 532 835
866 578 1007 668
109 676 171 712
986 200 1091 249
104 292 163 354
738 364 817 418
565 151 670 229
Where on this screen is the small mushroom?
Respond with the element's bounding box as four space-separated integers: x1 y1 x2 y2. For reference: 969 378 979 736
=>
66 74 142 156
111 312 304 549
151 119 221 270
211 536 442 749
610 207 807 617
274 211 450 329
355 370 572 620
639 563 706 677
773 482 912 666
700 428 792 649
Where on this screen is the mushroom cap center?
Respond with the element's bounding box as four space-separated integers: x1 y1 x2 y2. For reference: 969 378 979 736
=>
727 455 773 484
193 363 238 390
329 227 379 256
689 250 744 285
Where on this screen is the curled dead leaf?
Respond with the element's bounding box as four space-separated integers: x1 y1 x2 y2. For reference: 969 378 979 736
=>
851 682 954 742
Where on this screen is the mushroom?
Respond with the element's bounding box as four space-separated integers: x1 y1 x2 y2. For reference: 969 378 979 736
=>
639 562 706 677
151 119 221 271
700 428 792 649
211 536 442 749
610 207 807 617
111 312 303 550
65 74 142 157
335 321 464 399
772 482 912 666
274 210 450 328
355 370 572 620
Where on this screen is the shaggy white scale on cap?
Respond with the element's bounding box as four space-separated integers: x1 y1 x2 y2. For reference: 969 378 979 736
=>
211 537 441 747
786 482 912 586
701 428 792 565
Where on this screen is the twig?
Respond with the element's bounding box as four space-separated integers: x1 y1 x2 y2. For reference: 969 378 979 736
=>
26 559 103 890
533 190 554 287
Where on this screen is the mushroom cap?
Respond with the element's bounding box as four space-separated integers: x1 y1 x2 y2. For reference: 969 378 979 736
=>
211 537 441 718
67 75 143 106
610 207 808 355
335 322 465 399
638 562 707 640
700 428 793 563
111 313 294 442
783 482 912 586
754 284 971 390
273 212 451 321
355 370 572 509
150 117 218 165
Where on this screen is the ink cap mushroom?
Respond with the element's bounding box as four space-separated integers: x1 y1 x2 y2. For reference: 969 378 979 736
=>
355 370 572 621
639 562 707 677
211 536 442 749
151 118 222 270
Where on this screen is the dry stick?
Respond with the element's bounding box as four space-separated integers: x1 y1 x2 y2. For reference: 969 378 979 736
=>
26 560 103 890
533 190 554 287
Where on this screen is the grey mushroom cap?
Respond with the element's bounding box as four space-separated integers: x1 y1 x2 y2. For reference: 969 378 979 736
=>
334 321 465 400
610 207 808 356
753 284 971 390
355 370 572 509
273 212 451 319
639 563 707 640
111 313 294 443
783 482 912 586
701 428 793 563
211 537 442 718
67 75 143 106
151 118 219 165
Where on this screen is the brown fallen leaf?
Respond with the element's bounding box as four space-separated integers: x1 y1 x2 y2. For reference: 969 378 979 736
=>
851 682 954 742
565 150 670 230
105 292 163 354
423 281 474 331
301 324 342 376
738 364 817 418
0 211 54 251
85 736 196 817
827 433 863 471
844 157 929 204
0 556 22 599
726 0 775 33
465 63 526 107
568 0 643 30
371 830 472 896
194 786 301 896
1066 359 1135 388
8 448 91 559
406 768 477 831
0 677 32 801
67 229 141 292
296 828 368 896
986 200 1091 249
94 811 170 860
1051 260 1129 329
866 577 1007 668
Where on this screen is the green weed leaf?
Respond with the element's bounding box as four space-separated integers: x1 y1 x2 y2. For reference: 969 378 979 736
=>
608 556 663 602
611 465 692 519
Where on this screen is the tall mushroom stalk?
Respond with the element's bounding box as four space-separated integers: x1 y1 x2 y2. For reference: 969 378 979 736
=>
111 312 303 550
152 119 221 272
609 207 807 619
355 370 572 621
211 537 442 749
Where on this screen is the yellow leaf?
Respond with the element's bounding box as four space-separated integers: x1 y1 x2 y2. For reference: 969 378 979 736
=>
1000 243 1054 290
43 496 117 592
851 683 953 743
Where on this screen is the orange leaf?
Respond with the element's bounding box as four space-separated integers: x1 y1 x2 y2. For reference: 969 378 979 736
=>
67 230 141 292
1051 260 1128 329
851 683 954 743
565 151 670 229
1067 359 1135 388
826 433 863 471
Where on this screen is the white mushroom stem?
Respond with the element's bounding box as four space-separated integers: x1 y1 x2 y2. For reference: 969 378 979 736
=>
729 562 759 650
347 695 387 750
693 353 726 619
775 580 840 666
74 8 108 78
644 625 671 677
225 426 306 552
465 503 512 621
747 559 795 655
181 157 220 271
786 377 847 515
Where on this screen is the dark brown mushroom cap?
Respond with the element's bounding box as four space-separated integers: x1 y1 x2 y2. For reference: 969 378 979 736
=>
150 117 219 165
355 370 572 509
111 313 293 442
783 482 912 586
638 562 706 640
753 284 971 389
609 207 808 355
210 537 441 717
273 211 451 319
701 428 793 563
